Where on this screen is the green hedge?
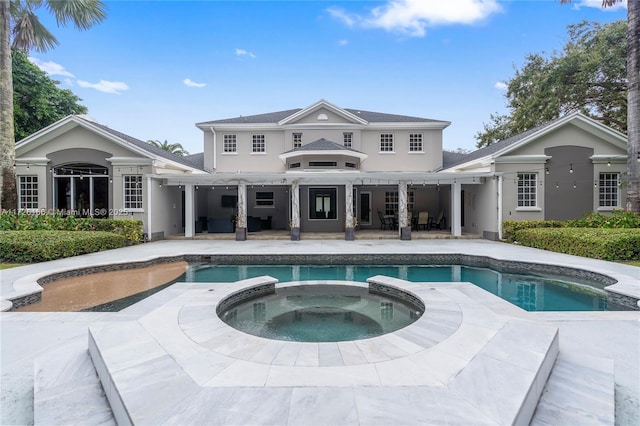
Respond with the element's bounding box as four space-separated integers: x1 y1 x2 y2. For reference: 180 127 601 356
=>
502 220 567 243
513 228 640 261
0 231 127 263
0 211 143 242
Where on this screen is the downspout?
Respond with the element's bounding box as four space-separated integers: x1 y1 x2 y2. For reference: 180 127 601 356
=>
209 127 217 170
497 175 503 240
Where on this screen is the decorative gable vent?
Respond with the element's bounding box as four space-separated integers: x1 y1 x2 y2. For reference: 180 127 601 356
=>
317 113 328 121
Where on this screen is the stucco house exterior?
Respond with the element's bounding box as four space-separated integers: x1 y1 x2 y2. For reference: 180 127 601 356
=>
13 100 628 241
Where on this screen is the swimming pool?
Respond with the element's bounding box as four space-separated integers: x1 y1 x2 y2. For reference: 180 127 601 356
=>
176 264 607 312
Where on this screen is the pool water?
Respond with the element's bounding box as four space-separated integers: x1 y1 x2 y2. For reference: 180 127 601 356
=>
177 264 608 312
220 284 421 342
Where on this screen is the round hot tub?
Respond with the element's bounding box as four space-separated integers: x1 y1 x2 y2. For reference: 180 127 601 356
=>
217 282 424 342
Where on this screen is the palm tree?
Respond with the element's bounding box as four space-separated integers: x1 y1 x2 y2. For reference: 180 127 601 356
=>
148 139 190 157
561 0 639 214
0 0 107 210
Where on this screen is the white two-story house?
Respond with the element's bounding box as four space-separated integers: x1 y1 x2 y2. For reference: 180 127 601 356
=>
14 100 629 241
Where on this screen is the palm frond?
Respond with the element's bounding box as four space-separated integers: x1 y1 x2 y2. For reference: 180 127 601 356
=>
11 8 58 52
45 0 107 30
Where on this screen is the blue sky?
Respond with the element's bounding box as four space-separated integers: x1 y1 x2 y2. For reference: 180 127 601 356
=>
27 0 627 155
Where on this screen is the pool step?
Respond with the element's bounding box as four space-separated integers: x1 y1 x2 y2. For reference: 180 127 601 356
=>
531 352 615 425
33 336 114 425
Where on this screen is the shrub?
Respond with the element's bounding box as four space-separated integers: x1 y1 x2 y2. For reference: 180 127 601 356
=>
0 211 143 242
569 210 640 228
0 231 127 263
502 220 566 242
513 228 640 261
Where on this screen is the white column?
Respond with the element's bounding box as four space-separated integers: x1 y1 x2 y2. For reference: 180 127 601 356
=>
291 181 300 229
184 183 194 238
345 181 354 228
398 181 408 231
497 175 503 240
146 176 152 238
237 183 247 229
451 181 462 236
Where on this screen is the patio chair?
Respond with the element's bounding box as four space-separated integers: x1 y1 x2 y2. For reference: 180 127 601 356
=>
377 211 394 230
430 211 446 229
416 211 430 231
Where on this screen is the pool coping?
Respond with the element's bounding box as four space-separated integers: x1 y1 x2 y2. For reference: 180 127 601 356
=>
3 241 639 311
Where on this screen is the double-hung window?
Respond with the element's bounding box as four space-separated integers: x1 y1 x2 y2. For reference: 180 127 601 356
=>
252 134 266 153
124 175 143 210
599 173 619 208
517 173 537 208
409 133 423 152
19 176 38 210
380 134 394 152
384 191 414 216
293 133 302 148
255 191 274 207
223 134 237 153
343 132 353 148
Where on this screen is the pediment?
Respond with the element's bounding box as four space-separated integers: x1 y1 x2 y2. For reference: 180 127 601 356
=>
278 100 368 126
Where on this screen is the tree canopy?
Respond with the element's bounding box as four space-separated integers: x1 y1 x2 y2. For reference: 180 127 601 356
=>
476 20 627 148
12 49 87 141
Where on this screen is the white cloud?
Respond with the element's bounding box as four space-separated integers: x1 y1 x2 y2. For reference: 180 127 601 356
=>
28 57 74 77
77 80 129 95
183 78 206 88
572 0 627 11
235 48 256 59
327 6 358 27
329 0 502 37
339 39 349 46
494 81 507 91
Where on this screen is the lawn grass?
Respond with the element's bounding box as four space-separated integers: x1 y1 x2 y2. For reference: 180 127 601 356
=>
619 260 640 267
0 263 26 270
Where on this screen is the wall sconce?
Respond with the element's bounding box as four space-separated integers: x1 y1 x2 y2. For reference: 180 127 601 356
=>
569 164 573 173
607 160 611 167
545 167 549 175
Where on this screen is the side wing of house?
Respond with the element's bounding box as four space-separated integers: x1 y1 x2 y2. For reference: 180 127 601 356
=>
14 115 205 240
497 117 627 221
443 113 628 234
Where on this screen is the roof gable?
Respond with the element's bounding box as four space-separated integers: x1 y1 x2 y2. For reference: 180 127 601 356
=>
278 100 368 125
443 112 627 171
16 115 204 172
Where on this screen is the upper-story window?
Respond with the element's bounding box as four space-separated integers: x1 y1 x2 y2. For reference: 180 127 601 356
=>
517 172 537 207
599 172 619 208
293 133 302 148
380 134 394 152
19 176 38 210
223 134 237 153
343 132 353 148
409 133 423 152
252 134 266 153
124 175 143 210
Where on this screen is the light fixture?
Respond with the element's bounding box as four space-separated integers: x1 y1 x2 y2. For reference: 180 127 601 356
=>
572 182 577 189
607 160 611 167
26 164 29 170
569 164 573 173
195 185 199 190
159 183 162 188
637 153 640 163
211 186 215 190
178 183 182 189
555 182 559 189
594 180 597 187
545 167 549 175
